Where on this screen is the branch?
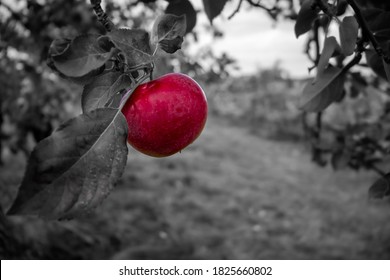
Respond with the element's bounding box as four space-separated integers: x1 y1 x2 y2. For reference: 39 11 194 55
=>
346 0 390 63
228 0 243 20
246 0 277 14
340 38 365 73
90 0 115 32
342 51 362 73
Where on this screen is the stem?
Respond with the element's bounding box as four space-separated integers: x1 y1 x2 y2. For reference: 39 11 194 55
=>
341 51 362 73
246 0 276 14
119 73 150 111
346 0 390 63
152 45 159 56
90 0 115 32
313 19 320 65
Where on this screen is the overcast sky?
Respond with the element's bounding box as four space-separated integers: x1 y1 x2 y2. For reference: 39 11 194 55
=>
189 0 309 77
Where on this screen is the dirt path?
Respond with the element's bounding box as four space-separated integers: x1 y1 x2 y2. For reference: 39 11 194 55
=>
98 115 390 259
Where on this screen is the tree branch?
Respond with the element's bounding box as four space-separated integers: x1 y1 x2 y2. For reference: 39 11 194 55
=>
228 0 243 20
342 51 362 73
346 0 390 63
90 0 115 32
246 0 277 14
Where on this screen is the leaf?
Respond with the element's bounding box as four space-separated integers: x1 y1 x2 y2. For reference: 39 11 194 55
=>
152 14 186 54
362 8 390 34
50 34 116 78
48 38 71 57
339 16 359 56
373 29 390 44
82 72 133 113
382 59 390 83
159 37 184 54
202 0 228 23
369 174 390 199
165 0 197 34
335 0 348 16
300 66 345 112
7 108 128 219
316 36 341 78
366 50 388 80
107 29 152 68
295 0 319 38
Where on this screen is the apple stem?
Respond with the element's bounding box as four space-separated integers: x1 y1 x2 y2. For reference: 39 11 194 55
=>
118 73 150 111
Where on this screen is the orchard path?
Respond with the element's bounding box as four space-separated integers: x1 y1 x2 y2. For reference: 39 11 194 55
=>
98 115 390 259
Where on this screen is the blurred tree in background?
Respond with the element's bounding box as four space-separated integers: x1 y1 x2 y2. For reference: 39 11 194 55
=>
0 0 104 161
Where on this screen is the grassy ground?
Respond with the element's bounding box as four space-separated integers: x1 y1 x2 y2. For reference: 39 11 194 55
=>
1 114 390 259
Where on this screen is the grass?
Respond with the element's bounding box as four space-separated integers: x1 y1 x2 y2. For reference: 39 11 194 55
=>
1 114 390 259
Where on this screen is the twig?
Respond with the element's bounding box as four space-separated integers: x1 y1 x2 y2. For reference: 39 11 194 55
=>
342 51 362 73
228 0 243 20
90 0 115 32
246 0 275 13
346 0 390 63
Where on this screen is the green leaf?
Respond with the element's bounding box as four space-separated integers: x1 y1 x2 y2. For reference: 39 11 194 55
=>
339 16 359 56
316 36 341 78
152 14 186 54
7 108 128 220
159 37 184 54
202 0 228 23
373 29 390 43
300 66 345 112
50 34 116 78
369 174 390 199
295 0 319 38
366 50 388 80
82 72 133 113
107 29 152 68
48 38 71 57
335 0 348 16
382 59 390 83
165 0 197 34
362 8 390 34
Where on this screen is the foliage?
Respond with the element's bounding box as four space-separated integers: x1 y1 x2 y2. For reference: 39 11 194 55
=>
2 0 187 219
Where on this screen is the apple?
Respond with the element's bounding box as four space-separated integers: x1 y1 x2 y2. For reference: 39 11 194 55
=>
121 73 207 157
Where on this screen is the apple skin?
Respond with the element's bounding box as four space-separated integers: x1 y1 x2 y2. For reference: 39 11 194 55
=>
121 73 208 157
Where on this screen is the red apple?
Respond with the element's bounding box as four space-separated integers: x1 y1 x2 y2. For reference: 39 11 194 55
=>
121 73 207 157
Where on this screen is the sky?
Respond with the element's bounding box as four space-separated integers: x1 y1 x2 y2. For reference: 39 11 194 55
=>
188 0 310 77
